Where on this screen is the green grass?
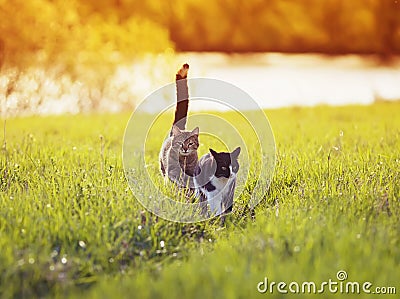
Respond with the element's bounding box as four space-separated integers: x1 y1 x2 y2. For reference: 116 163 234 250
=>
1 103 399 298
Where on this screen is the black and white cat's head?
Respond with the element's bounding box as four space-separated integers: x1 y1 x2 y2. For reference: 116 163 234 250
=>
209 147 241 179
171 125 199 156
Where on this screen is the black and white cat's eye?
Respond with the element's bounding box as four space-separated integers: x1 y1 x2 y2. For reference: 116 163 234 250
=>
221 166 227 170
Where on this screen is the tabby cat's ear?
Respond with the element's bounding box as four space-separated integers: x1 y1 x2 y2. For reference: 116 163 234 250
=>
209 148 218 158
172 125 182 136
191 127 199 136
231 147 241 159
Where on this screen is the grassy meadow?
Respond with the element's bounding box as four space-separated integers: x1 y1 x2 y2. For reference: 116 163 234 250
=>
0 102 399 298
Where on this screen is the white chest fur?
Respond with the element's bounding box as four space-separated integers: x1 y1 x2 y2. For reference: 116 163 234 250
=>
207 174 236 215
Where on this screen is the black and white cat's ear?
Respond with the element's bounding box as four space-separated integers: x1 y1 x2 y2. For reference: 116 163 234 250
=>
191 127 199 136
231 147 241 159
172 125 182 136
209 148 218 158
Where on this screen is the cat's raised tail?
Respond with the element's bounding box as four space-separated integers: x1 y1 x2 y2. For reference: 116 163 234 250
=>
172 63 189 134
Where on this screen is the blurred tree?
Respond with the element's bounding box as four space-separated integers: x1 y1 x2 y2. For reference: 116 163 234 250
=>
0 0 172 73
373 0 400 60
0 0 399 71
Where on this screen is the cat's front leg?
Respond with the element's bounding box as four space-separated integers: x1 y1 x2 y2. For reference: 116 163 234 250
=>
166 167 189 189
209 195 223 216
221 180 235 214
195 189 209 216
166 167 181 184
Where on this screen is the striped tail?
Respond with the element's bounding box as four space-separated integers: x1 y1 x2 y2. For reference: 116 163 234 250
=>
171 63 189 134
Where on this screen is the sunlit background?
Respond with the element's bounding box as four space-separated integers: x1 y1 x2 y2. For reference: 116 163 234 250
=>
1 0 400 116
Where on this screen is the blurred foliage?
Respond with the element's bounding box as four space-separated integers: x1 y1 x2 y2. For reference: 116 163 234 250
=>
0 0 173 114
1 0 399 115
0 0 172 72
162 0 400 56
75 0 400 56
1 0 400 72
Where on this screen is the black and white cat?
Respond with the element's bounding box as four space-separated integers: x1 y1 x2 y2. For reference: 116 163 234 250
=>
194 147 241 216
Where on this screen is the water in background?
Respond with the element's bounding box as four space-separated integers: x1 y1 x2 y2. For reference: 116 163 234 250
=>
179 53 400 111
2 53 400 115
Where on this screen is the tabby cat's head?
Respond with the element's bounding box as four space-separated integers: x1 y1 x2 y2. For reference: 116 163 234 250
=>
171 125 199 156
210 147 241 179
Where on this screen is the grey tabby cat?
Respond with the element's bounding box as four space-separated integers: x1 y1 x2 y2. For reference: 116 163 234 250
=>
159 64 199 187
194 147 241 216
